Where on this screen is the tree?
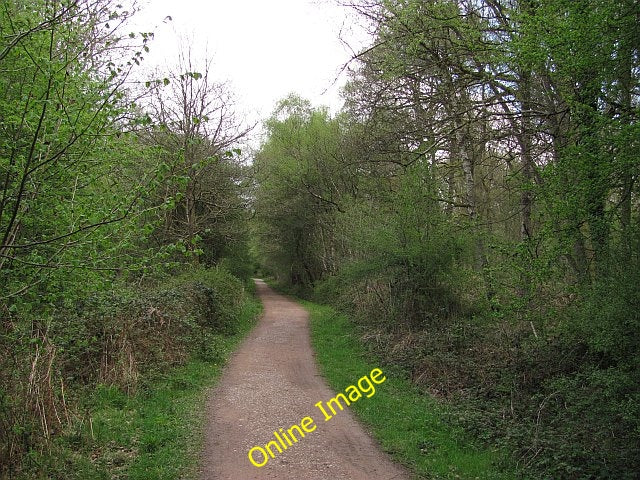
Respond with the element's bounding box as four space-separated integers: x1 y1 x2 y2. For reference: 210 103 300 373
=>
0 0 165 301
143 52 252 264
253 95 352 286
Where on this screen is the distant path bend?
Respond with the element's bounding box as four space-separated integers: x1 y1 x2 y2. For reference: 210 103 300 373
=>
200 279 409 479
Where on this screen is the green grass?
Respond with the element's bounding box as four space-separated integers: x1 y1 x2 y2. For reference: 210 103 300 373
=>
23 294 262 480
304 300 517 480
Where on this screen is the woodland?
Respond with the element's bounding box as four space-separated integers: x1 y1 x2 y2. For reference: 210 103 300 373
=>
1 0 639 479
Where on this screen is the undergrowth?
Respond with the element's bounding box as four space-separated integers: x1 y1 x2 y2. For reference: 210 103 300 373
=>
2 268 261 479
310 264 640 479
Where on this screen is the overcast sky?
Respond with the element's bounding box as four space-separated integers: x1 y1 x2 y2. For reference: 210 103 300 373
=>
134 0 369 129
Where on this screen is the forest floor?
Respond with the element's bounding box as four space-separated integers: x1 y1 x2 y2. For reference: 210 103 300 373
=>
199 279 409 479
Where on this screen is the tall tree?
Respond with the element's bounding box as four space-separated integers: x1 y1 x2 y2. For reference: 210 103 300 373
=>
253 95 351 285
144 53 252 263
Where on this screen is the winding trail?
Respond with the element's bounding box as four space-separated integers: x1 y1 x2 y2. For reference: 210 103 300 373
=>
200 279 409 479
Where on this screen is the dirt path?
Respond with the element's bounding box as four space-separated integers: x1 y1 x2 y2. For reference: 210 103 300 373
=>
200 279 409 479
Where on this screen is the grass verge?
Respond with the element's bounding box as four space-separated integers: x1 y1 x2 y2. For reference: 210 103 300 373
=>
24 294 262 480
304 300 518 480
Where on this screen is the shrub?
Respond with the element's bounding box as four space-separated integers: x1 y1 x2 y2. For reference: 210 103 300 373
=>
0 266 245 477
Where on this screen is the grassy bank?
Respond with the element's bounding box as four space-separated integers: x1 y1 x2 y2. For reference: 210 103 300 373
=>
13 285 262 480
305 300 517 480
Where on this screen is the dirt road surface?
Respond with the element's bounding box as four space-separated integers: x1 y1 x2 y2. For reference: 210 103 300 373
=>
200 279 409 479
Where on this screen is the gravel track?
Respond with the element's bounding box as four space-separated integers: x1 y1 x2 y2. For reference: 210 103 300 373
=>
200 279 409 479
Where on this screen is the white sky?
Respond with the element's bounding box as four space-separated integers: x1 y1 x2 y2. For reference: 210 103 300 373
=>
134 0 369 130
